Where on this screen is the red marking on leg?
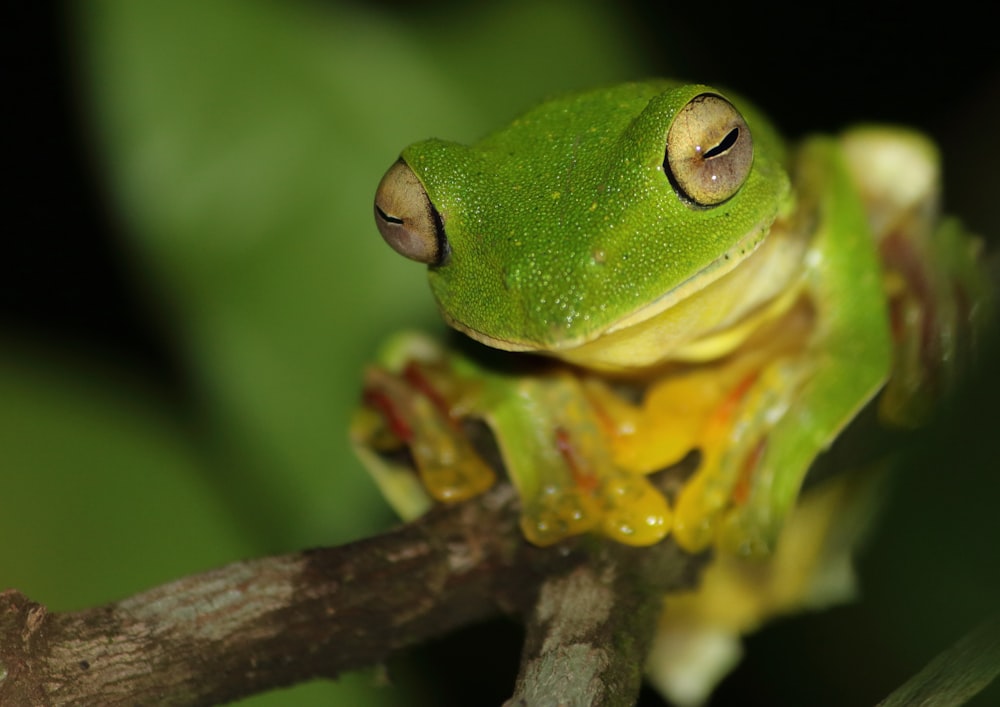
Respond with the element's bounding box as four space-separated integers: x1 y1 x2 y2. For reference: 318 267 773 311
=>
555 427 600 494
731 438 767 506
710 371 759 428
403 362 456 425
363 388 413 442
880 232 942 384
888 295 906 343
588 395 615 436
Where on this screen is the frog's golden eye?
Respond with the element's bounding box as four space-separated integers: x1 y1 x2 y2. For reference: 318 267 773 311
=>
664 93 753 206
374 159 449 266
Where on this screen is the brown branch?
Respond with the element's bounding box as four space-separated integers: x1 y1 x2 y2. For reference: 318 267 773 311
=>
0 482 704 706
506 537 705 707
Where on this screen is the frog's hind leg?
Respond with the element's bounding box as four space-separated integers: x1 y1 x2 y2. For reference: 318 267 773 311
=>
841 127 995 427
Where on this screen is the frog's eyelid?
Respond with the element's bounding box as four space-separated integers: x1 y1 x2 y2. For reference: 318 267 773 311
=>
427 200 451 268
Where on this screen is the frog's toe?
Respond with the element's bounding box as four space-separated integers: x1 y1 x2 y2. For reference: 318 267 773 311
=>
672 476 730 553
716 507 780 557
600 475 672 546
418 454 497 503
520 485 601 546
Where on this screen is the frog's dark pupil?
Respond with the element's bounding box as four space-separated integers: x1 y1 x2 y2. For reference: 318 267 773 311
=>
704 128 739 159
376 205 404 225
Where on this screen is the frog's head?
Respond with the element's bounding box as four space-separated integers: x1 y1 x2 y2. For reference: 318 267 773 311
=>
373 82 792 367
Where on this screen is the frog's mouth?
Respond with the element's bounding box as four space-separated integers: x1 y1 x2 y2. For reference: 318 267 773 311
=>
446 213 806 371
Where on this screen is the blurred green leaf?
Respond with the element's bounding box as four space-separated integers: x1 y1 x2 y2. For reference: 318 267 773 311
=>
0 342 249 610
0 343 398 707
75 0 645 551
5 1 643 704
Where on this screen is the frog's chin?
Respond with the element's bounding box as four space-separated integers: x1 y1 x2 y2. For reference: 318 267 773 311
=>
446 213 805 372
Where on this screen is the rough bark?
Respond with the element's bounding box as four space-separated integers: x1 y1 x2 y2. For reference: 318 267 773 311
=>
506 539 703 707
0 482 703 706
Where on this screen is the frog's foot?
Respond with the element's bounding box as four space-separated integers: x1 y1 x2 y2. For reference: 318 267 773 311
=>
519 424 672 547
521 469 672 547
715 505 780 557
356 333 673 547
519 482 602 547
672 445 766 554
648 467 886 705
600 473 673 546
672 357 810 556
356 356 496 514
670 370 764 554
676 441 781 557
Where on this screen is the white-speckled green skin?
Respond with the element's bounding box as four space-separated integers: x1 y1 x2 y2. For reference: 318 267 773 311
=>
362 79 992 561
401 81 790 350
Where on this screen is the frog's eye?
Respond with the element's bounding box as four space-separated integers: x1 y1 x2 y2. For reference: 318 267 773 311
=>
374 159 449 266
664 93 753 206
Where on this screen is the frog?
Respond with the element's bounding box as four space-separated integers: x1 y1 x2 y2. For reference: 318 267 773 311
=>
354 79 989 556
351 80 991 703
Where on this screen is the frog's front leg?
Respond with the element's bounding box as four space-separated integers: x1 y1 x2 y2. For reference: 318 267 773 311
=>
352 331 673 547
675 138 894 556
476 363 674 546
351 332 497 521
714 132 993 556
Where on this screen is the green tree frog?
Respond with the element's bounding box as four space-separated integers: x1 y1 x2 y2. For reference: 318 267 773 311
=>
355 79 988 553
353 80 991 702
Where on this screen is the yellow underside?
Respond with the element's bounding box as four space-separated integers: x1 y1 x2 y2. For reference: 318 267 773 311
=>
556 224 807 372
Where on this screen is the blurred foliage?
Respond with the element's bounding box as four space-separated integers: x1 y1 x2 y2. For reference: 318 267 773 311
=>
5 0 999 705
8 1 643 704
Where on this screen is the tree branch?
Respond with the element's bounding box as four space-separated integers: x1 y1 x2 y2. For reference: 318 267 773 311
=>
506 534 705 707
0 482 704 706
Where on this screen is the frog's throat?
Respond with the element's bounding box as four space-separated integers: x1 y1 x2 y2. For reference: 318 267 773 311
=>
448 213 800 371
